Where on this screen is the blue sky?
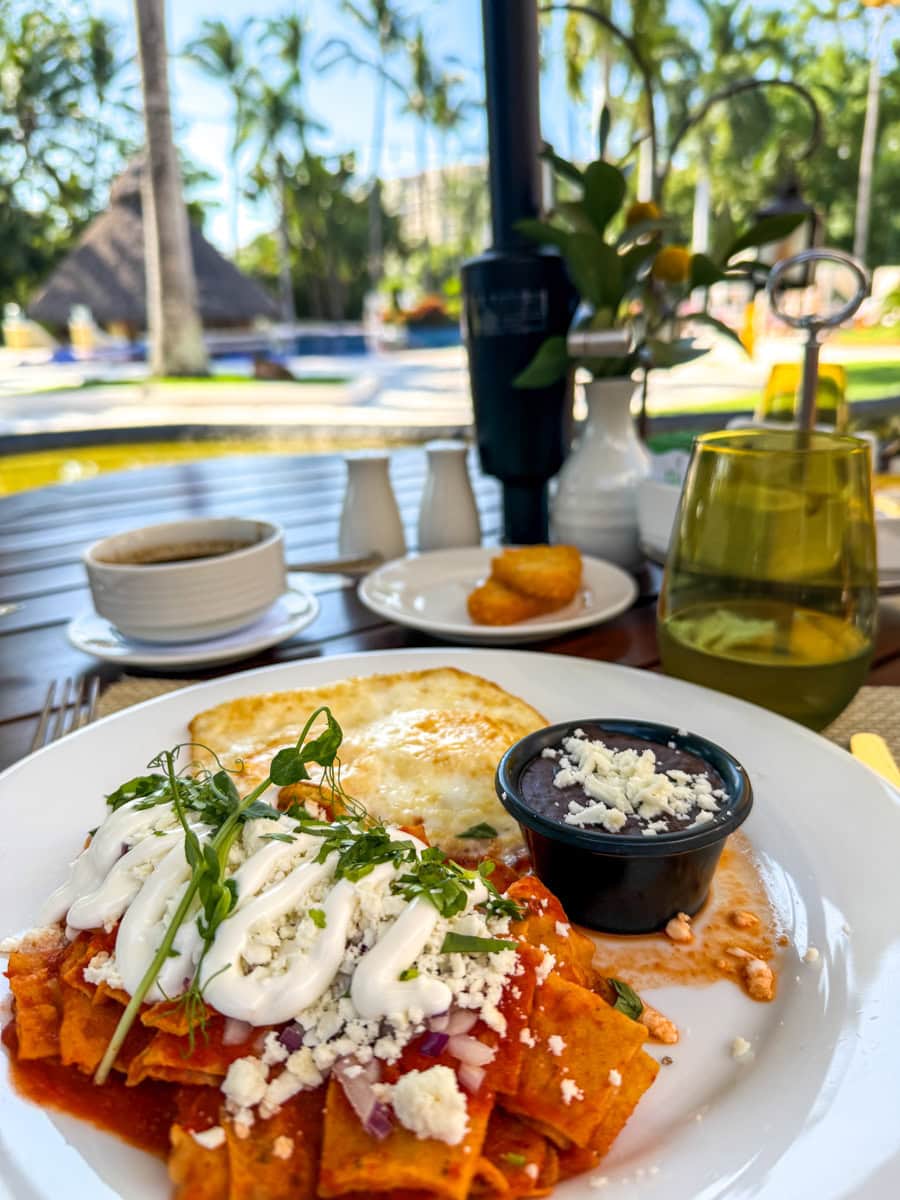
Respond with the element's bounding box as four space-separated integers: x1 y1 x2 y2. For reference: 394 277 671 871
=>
91 1 885 252
93 0 594 251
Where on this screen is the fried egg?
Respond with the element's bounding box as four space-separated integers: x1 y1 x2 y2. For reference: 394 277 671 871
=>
189 668 547 850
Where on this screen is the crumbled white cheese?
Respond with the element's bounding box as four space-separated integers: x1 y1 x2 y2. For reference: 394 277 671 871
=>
731 1036 752 1060
190 1125 226 1150
554 921 570 938
803 946 820 964
560 1078 584 1105
261 1031 290 1067
272 1135 294 1160
552 732 724 833
83 951 125 991
222 1056 269 1111
519 1027 535 1047
0 927 65 956
547 1035 566 1057
388 1065 469 1145
259 1069 304 1118
608 1069 621 1087
535 948 556 986
525 1163 539 1180
285 1047 325 1088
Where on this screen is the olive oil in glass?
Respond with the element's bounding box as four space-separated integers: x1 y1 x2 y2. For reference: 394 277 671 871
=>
658 431 878 730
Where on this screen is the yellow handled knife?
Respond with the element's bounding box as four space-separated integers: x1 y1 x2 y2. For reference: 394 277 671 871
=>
850 732 900 789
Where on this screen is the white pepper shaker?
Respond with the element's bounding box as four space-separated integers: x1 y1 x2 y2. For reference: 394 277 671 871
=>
417 440 482 552
339 452 406 560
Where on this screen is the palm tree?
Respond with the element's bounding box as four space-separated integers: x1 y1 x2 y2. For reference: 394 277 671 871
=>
133 0 208 376
241 14 321 324
430 74 472 244
183 18 252 256
403 23 438 258
315 1 408 284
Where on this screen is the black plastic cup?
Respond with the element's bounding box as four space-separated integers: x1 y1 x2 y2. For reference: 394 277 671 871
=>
496 719 753 934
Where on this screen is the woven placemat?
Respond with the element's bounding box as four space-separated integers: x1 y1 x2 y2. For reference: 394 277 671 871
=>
96 677 900 758
96 676 199 719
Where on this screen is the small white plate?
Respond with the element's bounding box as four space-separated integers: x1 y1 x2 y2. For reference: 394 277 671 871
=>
357 547 638 644
67 586 320 668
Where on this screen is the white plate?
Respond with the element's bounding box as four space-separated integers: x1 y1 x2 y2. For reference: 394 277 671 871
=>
2 649 899 1199
67 585 320 668
357 548 638 644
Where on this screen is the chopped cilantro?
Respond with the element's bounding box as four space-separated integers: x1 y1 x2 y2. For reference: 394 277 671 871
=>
440 933 516 954
457 822 498 839
609 977 643 1020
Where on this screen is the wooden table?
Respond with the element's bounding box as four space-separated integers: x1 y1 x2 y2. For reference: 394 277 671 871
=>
2 447 899 771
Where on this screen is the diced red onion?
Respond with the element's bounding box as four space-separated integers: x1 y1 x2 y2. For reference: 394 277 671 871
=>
445 1009 478 1035
457 1063 486 1093
222 1018 253 1046
334 1056 381 1128
364 1101 394 1141
420 1031 450 1057
427 1010 450 1033
448 1034 495 1066
277 1023 305 1052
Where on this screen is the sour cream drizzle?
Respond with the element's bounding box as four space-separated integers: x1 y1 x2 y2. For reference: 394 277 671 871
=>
45 802 492 1026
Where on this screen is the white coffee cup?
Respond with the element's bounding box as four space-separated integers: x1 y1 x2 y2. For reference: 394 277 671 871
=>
83 517 286 643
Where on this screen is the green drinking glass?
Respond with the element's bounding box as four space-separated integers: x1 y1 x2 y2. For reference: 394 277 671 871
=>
657 430 878 730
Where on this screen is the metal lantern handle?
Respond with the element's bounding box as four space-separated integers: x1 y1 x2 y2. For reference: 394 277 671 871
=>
765 248 870 430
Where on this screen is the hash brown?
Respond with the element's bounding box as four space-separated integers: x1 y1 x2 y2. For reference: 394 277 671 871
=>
491 545 583 604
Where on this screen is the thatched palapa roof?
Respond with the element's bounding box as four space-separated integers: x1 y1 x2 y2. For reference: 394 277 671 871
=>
29 163 278 329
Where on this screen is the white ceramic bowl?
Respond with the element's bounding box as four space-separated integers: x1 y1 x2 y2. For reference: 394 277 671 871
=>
83 517 286 643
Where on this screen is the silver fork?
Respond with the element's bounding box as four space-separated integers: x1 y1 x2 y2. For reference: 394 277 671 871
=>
31 676 101 752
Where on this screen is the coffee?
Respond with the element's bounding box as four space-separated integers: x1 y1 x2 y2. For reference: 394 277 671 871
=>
103 539 255 566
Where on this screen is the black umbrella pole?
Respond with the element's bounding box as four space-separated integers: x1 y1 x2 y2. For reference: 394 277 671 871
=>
462 0 575 545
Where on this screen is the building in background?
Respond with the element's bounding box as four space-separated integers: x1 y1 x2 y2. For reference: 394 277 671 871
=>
382 163 489 250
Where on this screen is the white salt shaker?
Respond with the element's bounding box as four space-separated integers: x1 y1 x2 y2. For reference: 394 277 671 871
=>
417 440 481 552
339 452 406 560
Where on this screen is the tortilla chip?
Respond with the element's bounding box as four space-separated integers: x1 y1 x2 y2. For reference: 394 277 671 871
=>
127 1016 263 1087
590 1050 660 1157
556 1142 601 1179
5 933 67 1060
503 974 648 1148
482 945 538 1097
508 878 597 989
169 1123 230 1200
472 1109 555 1197
142 1000 207 1037
224 1087 324 1200
318 1075 491 1199
58 982 151 1075
58 929 117 998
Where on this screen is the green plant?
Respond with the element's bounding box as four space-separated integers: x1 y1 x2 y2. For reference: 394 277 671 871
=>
514 141 804 388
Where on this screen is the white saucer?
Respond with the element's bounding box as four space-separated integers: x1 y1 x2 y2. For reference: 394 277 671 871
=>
358 546 637 644
67 586 320 668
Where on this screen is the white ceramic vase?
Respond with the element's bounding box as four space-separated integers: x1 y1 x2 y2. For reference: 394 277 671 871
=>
417 441 482 552
339 452 407 561
550 377 651 570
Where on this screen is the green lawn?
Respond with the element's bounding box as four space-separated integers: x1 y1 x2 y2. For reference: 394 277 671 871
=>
834 325 900 347
99 373 350 387
648 360 900 418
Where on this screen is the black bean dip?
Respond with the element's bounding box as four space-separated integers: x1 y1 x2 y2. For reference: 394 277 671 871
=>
518 726 727 837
